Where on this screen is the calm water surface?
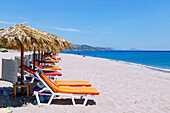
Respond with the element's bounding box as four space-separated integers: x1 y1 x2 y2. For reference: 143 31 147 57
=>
62 51 170 69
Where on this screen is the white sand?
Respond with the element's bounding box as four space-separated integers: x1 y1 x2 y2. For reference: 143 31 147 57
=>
0 53 170 113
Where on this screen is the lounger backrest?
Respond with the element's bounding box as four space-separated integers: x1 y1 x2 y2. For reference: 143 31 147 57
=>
39 72 59 92
30 60 38 63
50 56 56 60
19 65 38 77
45 56 56 61
31 60 48 67
34 63 43 69
31 60 44 66
50 56 61 61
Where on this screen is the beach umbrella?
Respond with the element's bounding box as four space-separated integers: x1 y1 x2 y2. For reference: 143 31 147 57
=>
0 24 72 87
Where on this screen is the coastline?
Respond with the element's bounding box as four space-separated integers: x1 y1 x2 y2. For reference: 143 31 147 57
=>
63 52 170 73
0 52 170 112
117 60 170 73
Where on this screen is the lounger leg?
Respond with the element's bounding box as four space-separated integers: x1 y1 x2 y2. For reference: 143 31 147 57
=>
83 95 90 106
24 76 26 81
80 96 83 99
47 94 54 105
34 91 53 106
53 76 57 81
34 92 41 105
71 96 76 106
71 95 89 106
30 77 35 83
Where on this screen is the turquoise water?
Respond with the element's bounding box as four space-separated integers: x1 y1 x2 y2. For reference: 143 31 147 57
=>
62 51 170 70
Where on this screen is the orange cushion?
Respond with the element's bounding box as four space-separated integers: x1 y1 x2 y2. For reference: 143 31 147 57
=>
44 59 57 62
40 72 99 95
44 71 62 76
57 87 99 95
43 66 62 70
40 72 59 92
55 81 91 87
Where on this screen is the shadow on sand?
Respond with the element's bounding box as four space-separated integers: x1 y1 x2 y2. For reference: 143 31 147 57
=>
50 98 96 106
0 85 96 108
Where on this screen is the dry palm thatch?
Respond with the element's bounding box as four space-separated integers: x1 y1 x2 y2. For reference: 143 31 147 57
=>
32 26 72 52
0 24 72 87
0 24 72 51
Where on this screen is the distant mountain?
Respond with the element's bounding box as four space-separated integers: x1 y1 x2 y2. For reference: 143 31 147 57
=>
67 44 113 51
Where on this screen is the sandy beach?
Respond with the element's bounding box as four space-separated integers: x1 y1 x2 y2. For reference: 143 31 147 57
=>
0 53 170 113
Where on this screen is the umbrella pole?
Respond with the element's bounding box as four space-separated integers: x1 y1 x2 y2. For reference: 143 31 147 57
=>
33 48 36 72
21 44 24 95
21 44 24 84
38 50 40 65
41 51 43 63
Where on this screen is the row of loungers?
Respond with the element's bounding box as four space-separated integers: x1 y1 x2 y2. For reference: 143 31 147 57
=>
22 54 99 106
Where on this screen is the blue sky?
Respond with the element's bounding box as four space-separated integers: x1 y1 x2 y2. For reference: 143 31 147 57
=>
0 0 170 50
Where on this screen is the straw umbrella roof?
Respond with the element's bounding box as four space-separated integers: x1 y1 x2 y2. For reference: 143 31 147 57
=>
0 24 72 52
0 24 72 87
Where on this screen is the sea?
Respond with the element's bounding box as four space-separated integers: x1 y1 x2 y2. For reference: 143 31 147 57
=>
62 51 170 73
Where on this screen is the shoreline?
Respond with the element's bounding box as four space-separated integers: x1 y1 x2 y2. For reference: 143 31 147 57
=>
62 53 170 74
117 60 170 73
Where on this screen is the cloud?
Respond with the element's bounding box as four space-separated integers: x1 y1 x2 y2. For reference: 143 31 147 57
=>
52 27 81 32
24 18 29 20
22 22 31 24
101 32 111 34
44 26 81 32
88 26 93 28
0 20 81 32
0 21 15 25
0 17 29 25
14 17 29 20
14 17 24 19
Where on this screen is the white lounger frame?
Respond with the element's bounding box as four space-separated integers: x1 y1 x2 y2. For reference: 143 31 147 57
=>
20 67 58 83
19 68 39 83
33 71 96 106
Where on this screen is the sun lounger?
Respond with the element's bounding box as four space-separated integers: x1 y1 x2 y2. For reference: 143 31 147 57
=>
44 59 58 63
33 71 99 106
19 65 62 82
36 64 62 70
30 60 55 66
21 65 91 87
44 56 61 62
31 62 62 71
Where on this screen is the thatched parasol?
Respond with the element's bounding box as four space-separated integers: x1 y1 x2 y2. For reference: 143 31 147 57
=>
0 24 72 87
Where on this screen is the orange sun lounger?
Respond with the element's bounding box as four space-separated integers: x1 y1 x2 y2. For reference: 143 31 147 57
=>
22 65 91 87
40 72 98 95
41 65 62 70
19 65 62 82
31 60 55 66
45 56 60 60
44 56 62 62
32 63 62 70
33 71 99 106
